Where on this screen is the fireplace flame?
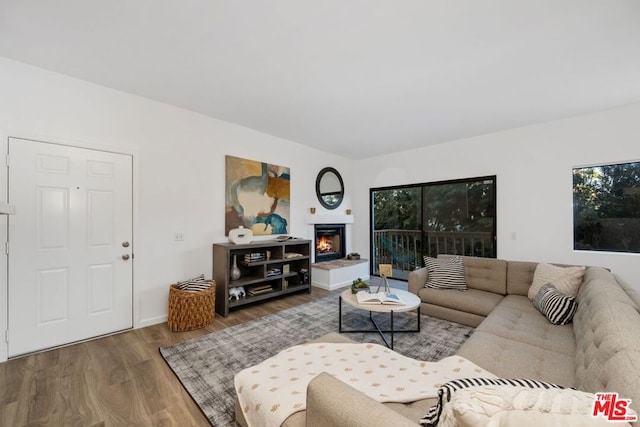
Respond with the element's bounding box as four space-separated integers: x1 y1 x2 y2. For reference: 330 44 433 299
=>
317 235 333 253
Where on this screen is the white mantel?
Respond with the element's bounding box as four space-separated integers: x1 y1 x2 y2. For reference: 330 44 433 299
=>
304 213 354 224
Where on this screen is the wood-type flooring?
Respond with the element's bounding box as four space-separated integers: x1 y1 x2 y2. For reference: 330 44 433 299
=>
0 288 331 427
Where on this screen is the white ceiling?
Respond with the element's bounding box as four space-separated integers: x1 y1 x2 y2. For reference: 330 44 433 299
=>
1 1 640 159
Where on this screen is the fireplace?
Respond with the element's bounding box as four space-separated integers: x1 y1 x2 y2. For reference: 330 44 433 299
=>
314 224 346 262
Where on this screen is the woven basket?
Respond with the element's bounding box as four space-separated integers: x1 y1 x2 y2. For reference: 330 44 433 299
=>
167 280 216 332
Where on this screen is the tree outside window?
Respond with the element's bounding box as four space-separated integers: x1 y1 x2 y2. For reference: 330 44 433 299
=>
573 161 640 253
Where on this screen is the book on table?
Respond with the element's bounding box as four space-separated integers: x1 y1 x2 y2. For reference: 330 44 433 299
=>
356 290 404 305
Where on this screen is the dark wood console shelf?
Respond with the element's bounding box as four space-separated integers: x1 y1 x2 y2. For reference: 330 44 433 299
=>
212 239 312 316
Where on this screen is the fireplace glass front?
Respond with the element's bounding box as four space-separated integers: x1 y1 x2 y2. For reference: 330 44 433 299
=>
314 224 345 262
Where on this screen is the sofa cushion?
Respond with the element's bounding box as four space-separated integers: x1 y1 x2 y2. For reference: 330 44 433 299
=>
418 287 503 317
424 256 467 290
457 331 576 387
506 261 538 296
306 373 416 427
532 284 578 325
528 263 585 300
420 303 486 328
475 295 576 355
573 267 640 415
439 255 507 294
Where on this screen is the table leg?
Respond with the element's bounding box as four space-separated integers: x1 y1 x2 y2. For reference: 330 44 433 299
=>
340 300 420 350
368 311 392 349
338 295 343 332
390 310 394 350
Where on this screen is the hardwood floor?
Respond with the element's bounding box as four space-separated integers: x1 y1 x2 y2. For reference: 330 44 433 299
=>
0 288 331 427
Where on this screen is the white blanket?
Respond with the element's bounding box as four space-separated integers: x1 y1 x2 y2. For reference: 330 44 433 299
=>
234 342 495 427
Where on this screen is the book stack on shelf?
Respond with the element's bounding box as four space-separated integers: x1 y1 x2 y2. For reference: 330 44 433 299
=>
244 252 265 263
266 267 282 277
248 284 273 296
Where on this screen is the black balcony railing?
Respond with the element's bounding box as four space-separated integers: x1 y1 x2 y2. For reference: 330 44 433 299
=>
372 229 493 279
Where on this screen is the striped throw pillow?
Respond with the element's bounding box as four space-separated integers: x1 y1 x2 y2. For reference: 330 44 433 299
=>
532 284 578 325
423 256 467 290
176 274 211 292
420 377 565 426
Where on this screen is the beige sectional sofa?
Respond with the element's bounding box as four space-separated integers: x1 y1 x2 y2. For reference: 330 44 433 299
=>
237 256 640 426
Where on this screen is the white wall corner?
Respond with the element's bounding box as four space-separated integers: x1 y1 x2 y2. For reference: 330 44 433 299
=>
0 129 9 362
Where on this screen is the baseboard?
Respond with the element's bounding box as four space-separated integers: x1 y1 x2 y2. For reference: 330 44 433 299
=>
137 314 168 328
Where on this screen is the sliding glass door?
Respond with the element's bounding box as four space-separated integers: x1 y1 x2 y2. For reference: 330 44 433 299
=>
371 176 496 280
371 186 421 280
423 178 495 258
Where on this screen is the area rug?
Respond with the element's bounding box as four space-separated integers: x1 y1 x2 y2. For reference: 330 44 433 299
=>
159 293 474 426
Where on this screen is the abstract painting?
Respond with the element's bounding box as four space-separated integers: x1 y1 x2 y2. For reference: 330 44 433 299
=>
225 155 290 236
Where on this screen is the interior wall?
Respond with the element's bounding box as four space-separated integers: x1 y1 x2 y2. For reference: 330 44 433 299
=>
0 57 353 360
353 102 640 288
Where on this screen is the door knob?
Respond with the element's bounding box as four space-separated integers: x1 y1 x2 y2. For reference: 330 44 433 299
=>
122 241 130 248
122 254 130 260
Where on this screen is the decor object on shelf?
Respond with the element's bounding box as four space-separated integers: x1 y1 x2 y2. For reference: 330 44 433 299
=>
351 277 370 294
225 155 290 236
230 255 241 281
229 286 245 300
346 252 360 260
315 167 344 209
284 252 303 258
228 225 253 244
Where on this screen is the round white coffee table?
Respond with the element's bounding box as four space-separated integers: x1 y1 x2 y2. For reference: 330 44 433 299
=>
339 288 421 349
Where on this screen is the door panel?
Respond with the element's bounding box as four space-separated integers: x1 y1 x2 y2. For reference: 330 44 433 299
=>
38 268 69 324
8 137 133 357
88 263 115 314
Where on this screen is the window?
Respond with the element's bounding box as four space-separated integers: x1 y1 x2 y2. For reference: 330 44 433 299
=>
573 161 640 253
371 176 496 280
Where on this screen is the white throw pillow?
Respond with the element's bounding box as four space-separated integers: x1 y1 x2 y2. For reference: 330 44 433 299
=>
438 386 632 427
528 263 586 300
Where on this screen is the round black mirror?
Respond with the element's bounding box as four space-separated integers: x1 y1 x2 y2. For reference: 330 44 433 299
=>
315 167 344 210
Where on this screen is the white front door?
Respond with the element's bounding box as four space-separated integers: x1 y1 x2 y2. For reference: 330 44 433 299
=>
7 137 133 357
